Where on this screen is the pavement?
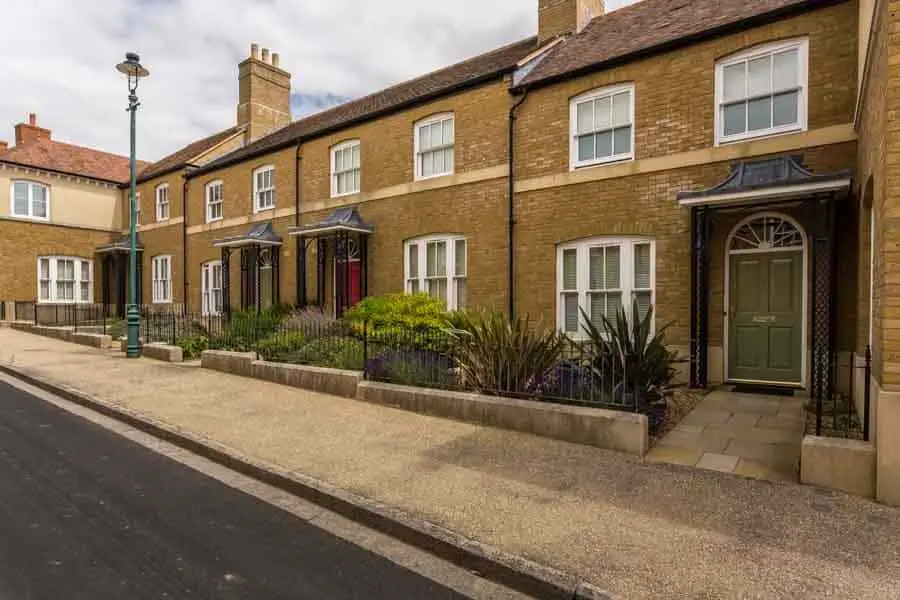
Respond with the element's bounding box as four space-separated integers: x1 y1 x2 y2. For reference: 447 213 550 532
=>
1 328 900 599
648 388 805 481
0 378 489 600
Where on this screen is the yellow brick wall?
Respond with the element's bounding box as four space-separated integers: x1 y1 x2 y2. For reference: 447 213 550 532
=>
0 219 113 302
857 0 888 383
515 1 857 180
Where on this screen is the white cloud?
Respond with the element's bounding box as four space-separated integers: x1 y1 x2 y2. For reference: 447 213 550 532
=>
0 0 636 161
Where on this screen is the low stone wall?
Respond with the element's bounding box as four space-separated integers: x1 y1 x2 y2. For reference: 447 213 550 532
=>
251 361 361 398
356 381 649 456
199 350 362 398
801 435 876 499
200 350 257 378
11 322 113 349
142 343 184 363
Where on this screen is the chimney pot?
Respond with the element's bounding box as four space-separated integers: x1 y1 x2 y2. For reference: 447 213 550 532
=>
250 43 259 59
28 113 36 126
261 48 270 63
272 53 280 68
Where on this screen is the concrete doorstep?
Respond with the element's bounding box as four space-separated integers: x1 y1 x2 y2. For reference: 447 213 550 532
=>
0 362 618 600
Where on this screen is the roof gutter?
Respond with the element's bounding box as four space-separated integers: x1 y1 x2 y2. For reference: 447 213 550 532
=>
0 159 125 186
188 67 520 179
512 0 847 93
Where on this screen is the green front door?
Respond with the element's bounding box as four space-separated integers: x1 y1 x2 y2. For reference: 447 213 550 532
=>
728 251 803 385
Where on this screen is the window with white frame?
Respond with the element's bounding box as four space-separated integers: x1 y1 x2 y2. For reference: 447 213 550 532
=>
37 257 92 303
152 255 172 303
155 183 170 221
133 191 141 227
415 114 455 180
405 235 467 310
205 180 223 222
331 140 360 197
253 165 275 211
201 260 223 315
570 84 634 169
716 38 808 144
557 238 654 335
11 180 49 220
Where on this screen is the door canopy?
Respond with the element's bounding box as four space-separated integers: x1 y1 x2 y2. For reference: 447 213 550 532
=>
729 215 803 252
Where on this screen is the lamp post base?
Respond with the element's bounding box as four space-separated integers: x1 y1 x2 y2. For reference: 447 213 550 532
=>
125 305 141 358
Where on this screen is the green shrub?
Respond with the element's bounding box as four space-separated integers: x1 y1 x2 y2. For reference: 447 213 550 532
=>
344 293 452 333
177 335 210 360
449 311 564 395
290 337 364 370
254 331 306 362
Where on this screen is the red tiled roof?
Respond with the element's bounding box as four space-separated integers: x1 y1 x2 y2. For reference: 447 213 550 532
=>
137 126 242 183
0 138 148 184
516 0 835 88
193 36 537 175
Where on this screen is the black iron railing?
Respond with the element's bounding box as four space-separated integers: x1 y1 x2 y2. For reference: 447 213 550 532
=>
814 346 871 441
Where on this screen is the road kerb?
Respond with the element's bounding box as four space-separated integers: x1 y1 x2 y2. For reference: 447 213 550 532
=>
0 362 619 600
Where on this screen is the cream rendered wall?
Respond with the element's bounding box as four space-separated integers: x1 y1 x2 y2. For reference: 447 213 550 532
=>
0 164 122 231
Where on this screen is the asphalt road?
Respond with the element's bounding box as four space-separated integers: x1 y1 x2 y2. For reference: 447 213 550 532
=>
0 380 473 600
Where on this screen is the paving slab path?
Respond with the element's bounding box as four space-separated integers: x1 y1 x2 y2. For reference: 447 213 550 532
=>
1 328 899 600
648 388 805 481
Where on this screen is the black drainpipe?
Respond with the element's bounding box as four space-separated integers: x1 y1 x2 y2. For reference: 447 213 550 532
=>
507 89 528 319
294 143 305 307
182 174 190 313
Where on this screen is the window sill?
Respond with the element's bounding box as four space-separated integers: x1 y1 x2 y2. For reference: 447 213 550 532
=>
253 206 276 214
715 124 805 147
8 213 50 222
152 300 173 305
206 217 224 224
570 155 634 172
414 171 454 183
330 190 360 200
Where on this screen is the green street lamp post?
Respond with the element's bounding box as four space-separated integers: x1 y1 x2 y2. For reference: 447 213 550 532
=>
116 52 149 358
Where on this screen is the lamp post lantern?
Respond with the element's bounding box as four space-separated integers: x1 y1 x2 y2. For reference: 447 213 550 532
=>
116 52 149 358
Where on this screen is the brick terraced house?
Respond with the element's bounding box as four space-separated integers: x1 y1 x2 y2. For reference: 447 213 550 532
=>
0 113 147 310
3 0 900 505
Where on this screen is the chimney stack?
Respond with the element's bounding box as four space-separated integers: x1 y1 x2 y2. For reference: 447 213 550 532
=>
538 0 605 43
237 43 292 143
14 112 51 146
0 140 8 152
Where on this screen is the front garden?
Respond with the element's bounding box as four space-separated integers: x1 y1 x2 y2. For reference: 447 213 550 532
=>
150 293 685 434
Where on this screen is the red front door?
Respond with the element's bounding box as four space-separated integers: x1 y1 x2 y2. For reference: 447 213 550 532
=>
335 259 362 315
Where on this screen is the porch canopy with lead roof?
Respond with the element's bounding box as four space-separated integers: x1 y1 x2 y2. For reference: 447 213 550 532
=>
213 222 282 316
676 155 851 400
95 236 144 317
288 206 373 316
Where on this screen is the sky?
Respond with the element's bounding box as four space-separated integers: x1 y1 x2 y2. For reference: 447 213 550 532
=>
0 0 634 161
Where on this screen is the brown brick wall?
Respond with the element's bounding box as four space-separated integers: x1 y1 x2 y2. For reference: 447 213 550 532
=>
299 81 511 203
857 0 889 383
0 219 113 302
514 143 857 349
136 172 185 222
298 178 509 313
140 225 185 306
186 146 297 228
515 1 858 180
